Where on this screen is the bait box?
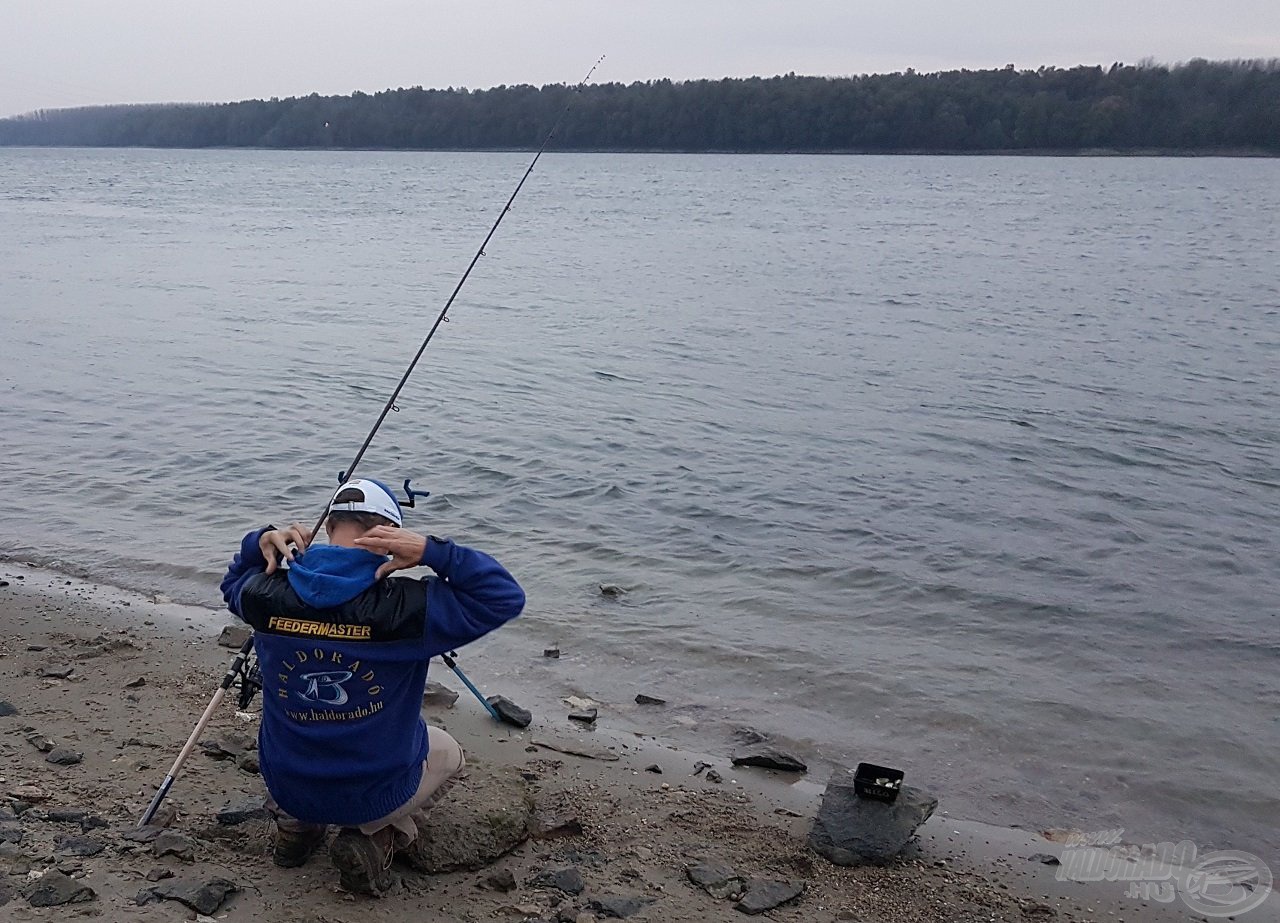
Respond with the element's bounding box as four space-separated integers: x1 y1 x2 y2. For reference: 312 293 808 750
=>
853 762 904 803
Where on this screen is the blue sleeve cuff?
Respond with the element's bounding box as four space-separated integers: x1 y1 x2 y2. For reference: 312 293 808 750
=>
241 526 273 568
420 535 450 572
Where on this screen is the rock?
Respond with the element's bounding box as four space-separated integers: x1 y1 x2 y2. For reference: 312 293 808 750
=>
568 708 598 724
634 694 665 706
46 748 83 766
8 785 49 802
217 624 253 649
576 914 597 923
146 867 174 882
591 895 654 918
148 877 239 915
124 677 147 688
481 868 518 892
693 761 712 776
808 770 938 866
423 681 460 709
24 870 96 907
123 824 165 843
543 647 561 658
55 835 106 857
40 664 74 679
488 695 533 728
152 830 197 861
216 797 268 826
0 824 23 845
730 744 807 773
686 860 747 900
1028 853 1061 865
598 584 626 598
497 903 544 918
644 764 662 774
0 702 17 717
235 751 260 774
705 770 723 784
532 738 620 762
528 812 583 840
399 766 533 872
735 879 804 915
533 866 585 895
43 809 87 824
201 732 253 761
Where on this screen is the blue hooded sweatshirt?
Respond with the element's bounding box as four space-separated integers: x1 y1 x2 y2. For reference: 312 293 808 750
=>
220 528 524 825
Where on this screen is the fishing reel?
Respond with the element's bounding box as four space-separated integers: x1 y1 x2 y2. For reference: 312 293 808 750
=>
234 653 263 710
335 474 432 509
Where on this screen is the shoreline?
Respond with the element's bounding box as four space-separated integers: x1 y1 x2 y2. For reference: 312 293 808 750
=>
1 143 1277 158
3 565 1269 920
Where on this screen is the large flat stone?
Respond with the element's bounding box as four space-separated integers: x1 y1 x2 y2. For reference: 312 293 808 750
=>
400 765 533 872
808 769 937 866
24 871 96 907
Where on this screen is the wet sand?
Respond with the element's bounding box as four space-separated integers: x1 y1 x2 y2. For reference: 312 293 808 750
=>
0 567 1247 922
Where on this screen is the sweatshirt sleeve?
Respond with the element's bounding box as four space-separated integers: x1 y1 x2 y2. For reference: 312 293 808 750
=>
220 527 272 620
419 536 525 656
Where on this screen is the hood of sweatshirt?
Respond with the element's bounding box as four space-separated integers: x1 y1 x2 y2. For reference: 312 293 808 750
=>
285 544 384 608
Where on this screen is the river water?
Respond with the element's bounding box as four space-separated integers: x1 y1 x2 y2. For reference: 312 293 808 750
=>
1 148 1277 858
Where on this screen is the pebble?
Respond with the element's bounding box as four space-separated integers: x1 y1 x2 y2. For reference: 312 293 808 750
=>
482 868 518 892
46 748 84 766
152 830 197 861
24 870 96 907
55 835 106 857
533 866 585 895
216 625 252 649
216 796 269 826
634 693 666 706
735 879 805 915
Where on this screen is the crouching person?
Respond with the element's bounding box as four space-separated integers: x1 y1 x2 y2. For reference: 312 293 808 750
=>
219 478 525 895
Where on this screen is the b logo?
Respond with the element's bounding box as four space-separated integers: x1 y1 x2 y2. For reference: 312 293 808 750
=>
298 670 354 706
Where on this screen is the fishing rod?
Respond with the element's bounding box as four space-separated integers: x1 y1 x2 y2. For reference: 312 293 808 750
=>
137 58 604 828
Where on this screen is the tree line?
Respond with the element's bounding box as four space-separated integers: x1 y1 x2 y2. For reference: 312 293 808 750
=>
2 60 1277 154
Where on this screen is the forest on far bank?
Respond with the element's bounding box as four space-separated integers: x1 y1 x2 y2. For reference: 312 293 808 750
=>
2 60 1277 154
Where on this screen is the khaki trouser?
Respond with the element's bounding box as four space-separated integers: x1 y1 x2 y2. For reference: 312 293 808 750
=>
269 725 465 847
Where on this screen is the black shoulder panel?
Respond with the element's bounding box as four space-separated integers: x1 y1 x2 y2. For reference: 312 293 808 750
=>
239 572 428 643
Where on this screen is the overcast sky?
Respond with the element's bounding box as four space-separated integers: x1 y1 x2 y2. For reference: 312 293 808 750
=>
3 0 1278 117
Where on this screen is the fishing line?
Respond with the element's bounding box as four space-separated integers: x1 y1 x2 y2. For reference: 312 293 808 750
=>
310 54 606 540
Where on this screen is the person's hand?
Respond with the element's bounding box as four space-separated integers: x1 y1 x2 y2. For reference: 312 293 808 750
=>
258 523 313 575
353 525 428 579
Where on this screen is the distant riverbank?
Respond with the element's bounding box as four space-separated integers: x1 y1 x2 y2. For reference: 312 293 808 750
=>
3 61 1277 154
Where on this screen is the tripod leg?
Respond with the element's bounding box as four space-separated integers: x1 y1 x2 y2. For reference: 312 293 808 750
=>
137 639 253 827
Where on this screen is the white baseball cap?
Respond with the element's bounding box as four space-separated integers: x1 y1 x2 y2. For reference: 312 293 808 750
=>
326 478 403 527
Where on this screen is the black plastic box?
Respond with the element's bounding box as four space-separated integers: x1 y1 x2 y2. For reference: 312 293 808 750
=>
853 762 904 803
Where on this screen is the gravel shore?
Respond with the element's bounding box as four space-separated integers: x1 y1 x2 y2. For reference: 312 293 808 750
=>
0 567 1220 922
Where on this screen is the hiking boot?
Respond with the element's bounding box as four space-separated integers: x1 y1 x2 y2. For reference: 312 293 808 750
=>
272 824 327 868
330 827 397 896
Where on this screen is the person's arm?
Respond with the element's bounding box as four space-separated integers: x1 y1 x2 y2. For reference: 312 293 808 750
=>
353 526 525 654
419 535 525 653
220 527 271 619
219 523 313 618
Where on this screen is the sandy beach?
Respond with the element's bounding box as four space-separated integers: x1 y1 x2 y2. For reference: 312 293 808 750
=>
0 566 1256 922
